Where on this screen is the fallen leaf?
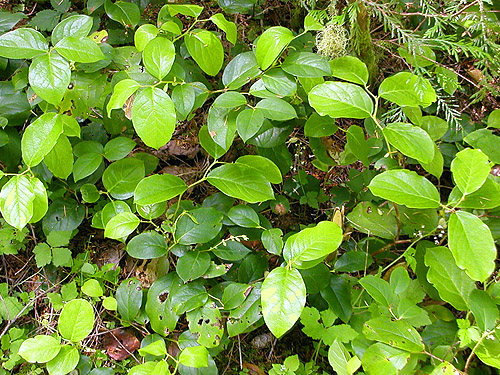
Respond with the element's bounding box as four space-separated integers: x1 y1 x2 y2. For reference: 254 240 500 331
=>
102 328 140 360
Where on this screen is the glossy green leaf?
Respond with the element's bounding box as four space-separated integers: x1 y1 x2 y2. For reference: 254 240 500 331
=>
104 137 135 161
476 327 500 369
177 251 211 282
383 122 435 163
104 0 140 28
222 51 261 90
116 278 142 321
179 346 209 368
107 79 141 117
488 109 500 128
127 231 167 259
261 267 306 338
58 299 95 342
347 125 369 166
199 124 227 159
212 91 247 108
363 317 424 352
359 275 396 307
379 72 437 108
368 169 440 208
308 82 373 119
304 112 337 137
46 345 79 375
134 174 187 205
464 129 500 164
175 207 223 245
18 335 61 363
73 153 103 182
29 52 70 105
210 13 237 44
346 201 397 239
55 36 105 63
255 26 294 70
167 4 203 17
82 279 104 298
448 178 500 209
236 108 265 142
262 68 297 97
283 221 342 268
207 163 274 203
361 343 409 375
52 15 93 44
22 113 63 167
104 212 140 240
282 52 331 77
0 28 48 59
329 56 369 85
328 340 354 375
227 284 262 336
235 154 282 184
419 116 448 141
451 148 490 195
421 143 444 179
134 24 159 51
0 175 35 230
424 245 475 311
255 98 297 121
207 106 237 150
448 211 496 282
102 158 145 200
143 37 175 80
185 29 224 76
131 87 176 150
228 205 260 228
30 177 48 223
469 289 498 331
44 135 73 179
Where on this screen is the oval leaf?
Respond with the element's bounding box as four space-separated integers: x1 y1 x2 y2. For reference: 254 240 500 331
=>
383 122 435 163
58 299 95 342
134 174 187 205
255 26 294 70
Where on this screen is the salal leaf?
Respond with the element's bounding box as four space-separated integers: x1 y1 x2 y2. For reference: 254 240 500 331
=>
172 84 195 121
143 36 175 80
175 207 223 245
185 29 224 76
131 87 176 150
18 335 61 363
58 299 95 342
116 278 142 321
207 107 237 150
476 327 500 369
134 174 187 205
255 26 294 70
104 212 140 240
43 135 73 179
167 4 203 17
134 24 159 51
469 289 499 332
207 163 274 203
104 0 140 28
52 15 93 44
22 113 63 167
383 122 435 163
107 79 141 117
368 169 440 208
308 82 373 119
424 245 475 311
362 343 410 374
28 52 70 105
0 28 48 59
261 267 306 338
421 143 444 179
283 221 342 268
179 346 209 368
448 211 496 282
236 108 265 142
55 36 105 63
346 125 369 166
448 178 500 209
255 98 297 121
30 177 48 223
346 201 397 239
451 148 490 195
379 72 436 108
102 158 145 200
222 51 261 90
46 345 79 375
359 275 396 307
0 175 35 230
464 129 500 164
73 153 103 182
329 56 369 85
210 13 237 44
282 52 331 78
235 154 282 184
363 317 424 352
126 231 167 259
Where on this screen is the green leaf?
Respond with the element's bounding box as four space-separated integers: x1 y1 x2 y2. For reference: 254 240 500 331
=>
448 211 496 282
464 129 500 164
476 327 500 369
167 4 203 17
177 251 211 282
19 335 61 363
73 153 103 182
22 113 63 167
104 212 140 240
255 26 294 70
363 317 424 352
104 137 135 161
451 148 490 195
448 177 500 209
199 124 227 159
304 112 337 137
58 299 95 342
207 163 274 203
362 343 409 374
52 247 73 267
131 87 176 150
222 51 261 90
30 177 48 223
282 52 331 78
346 201 397 239
46 345 79 375
283 221 342 268
262 68 297 97
210 13 237 44
235 154 282 184
213 91 247 109
206 107 237 150
347 125 369 166
34 243 52 267
179 346 209 368
52 15 93 45
379 72 437 107
359 275 396 307
424 245 475 311
0 175 35 230
368 169 440 208
329 56 369 85
82 279 104 298
383 122 435 163
143 37 175 80
488 109 500 128
126 231 167 259
134 24 159 51
419 116 448 141
228 205 260 228
0 12 27 33
134 174 187 205
328 340 354 375
421 143 444 179
102 158 145 200
28 52 70 105
107 79 141 117
308 82 373 119
175 207 223 245
185 29 224 76
255 98 297 121
236 108 265 142
44 135 73 179
262 267 306 338
116 278 142 321
172 84 195 121
227 284 262 336
55 36 105 63
104 0 140 28
469 289 498 331
0 28 48 59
